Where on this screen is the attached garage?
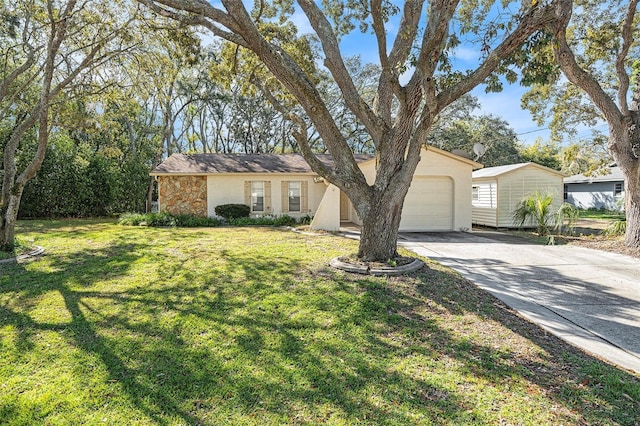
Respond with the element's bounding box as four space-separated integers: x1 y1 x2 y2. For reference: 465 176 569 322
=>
336 145 481 232
400 176 454 231
151 146 482 233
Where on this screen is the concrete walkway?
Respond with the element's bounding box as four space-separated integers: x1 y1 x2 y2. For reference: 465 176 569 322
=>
398 231 640 375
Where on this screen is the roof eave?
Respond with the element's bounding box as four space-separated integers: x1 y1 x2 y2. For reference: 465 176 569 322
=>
473 163 565 179
150 171 318 176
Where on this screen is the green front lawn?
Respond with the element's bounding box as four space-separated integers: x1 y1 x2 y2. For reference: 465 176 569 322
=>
578 208 626 220
1 220 638 425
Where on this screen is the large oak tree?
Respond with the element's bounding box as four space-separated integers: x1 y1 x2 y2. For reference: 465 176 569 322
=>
140 0 561 261
533 0 640 246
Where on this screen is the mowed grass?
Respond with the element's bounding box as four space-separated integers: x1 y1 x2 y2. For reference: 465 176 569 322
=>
578 209 626 220
1 220 638 425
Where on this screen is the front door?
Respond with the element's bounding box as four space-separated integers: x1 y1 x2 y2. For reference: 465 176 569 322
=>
339 191 350 222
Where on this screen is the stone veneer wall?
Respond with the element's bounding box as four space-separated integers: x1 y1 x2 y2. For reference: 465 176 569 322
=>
158 175 208 217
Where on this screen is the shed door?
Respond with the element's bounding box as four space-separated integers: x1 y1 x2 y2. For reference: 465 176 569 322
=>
400 177 454 231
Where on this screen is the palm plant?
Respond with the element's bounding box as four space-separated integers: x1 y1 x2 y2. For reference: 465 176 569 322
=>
512 191 579 236
603 218 627 236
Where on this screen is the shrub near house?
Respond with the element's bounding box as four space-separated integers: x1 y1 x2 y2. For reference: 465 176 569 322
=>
214 204 251 220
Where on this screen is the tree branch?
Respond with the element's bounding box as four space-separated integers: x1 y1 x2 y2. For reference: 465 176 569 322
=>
297 0 383 143
616 0 638 115
413 0 458 79
137 0 249 47
402 0 458 122
373 0 424 124
370 0 389 75
250 76 335 178
0 15 41 102
208 0 368 188
437 2 557 113
549 0 623 132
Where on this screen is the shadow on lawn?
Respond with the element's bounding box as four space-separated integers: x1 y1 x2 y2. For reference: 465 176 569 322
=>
0 233 205 424
1 226 638 424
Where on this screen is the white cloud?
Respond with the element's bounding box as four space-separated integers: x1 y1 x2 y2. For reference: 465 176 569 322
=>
452 46 480 62
290 9 314 36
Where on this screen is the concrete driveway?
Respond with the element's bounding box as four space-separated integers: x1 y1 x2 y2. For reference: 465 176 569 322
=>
398 231 640 375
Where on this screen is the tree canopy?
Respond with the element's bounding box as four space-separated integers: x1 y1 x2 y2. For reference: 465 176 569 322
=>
428 95 522 167
1 0 142 249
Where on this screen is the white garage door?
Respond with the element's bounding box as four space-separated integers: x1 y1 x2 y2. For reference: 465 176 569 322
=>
399 176 454 231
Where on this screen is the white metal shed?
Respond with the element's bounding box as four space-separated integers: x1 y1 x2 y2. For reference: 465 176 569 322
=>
472 163 564 228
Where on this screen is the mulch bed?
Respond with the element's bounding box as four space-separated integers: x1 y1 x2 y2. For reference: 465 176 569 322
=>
565 235 640 259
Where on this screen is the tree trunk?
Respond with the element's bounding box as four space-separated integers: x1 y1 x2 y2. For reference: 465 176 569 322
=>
550 0 640 247
357 198 405 261
0 187 25 251
146 178 155 213
352 167 414 261
624 167 640 247
610 111 640 248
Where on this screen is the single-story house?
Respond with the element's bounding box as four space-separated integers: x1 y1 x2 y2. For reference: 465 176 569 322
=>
472 162 564 228
564 166 625 210
150 145 482 232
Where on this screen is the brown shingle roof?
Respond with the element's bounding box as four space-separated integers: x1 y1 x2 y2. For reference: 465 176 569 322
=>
151 153 374 175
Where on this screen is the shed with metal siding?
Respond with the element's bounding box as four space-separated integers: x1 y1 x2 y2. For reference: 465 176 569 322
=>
472 163 564 228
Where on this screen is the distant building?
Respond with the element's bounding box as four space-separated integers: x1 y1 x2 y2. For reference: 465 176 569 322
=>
564 166 625 210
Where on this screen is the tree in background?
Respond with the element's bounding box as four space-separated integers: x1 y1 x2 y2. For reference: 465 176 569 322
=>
0 0 137 250
140 0 562 261
524 0 639 246
19 94 162 218
559 132 612 176
429 95 522 167
518 139 562 170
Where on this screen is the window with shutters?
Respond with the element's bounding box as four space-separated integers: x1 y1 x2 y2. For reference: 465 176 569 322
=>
281 181 308 213
251 181 264 212
288 182 301 212
244 181 271 214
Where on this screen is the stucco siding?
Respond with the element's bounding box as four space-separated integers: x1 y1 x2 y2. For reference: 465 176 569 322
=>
357 147 477 231
310 184 341 231
156 147 479 232
205 174 325 218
